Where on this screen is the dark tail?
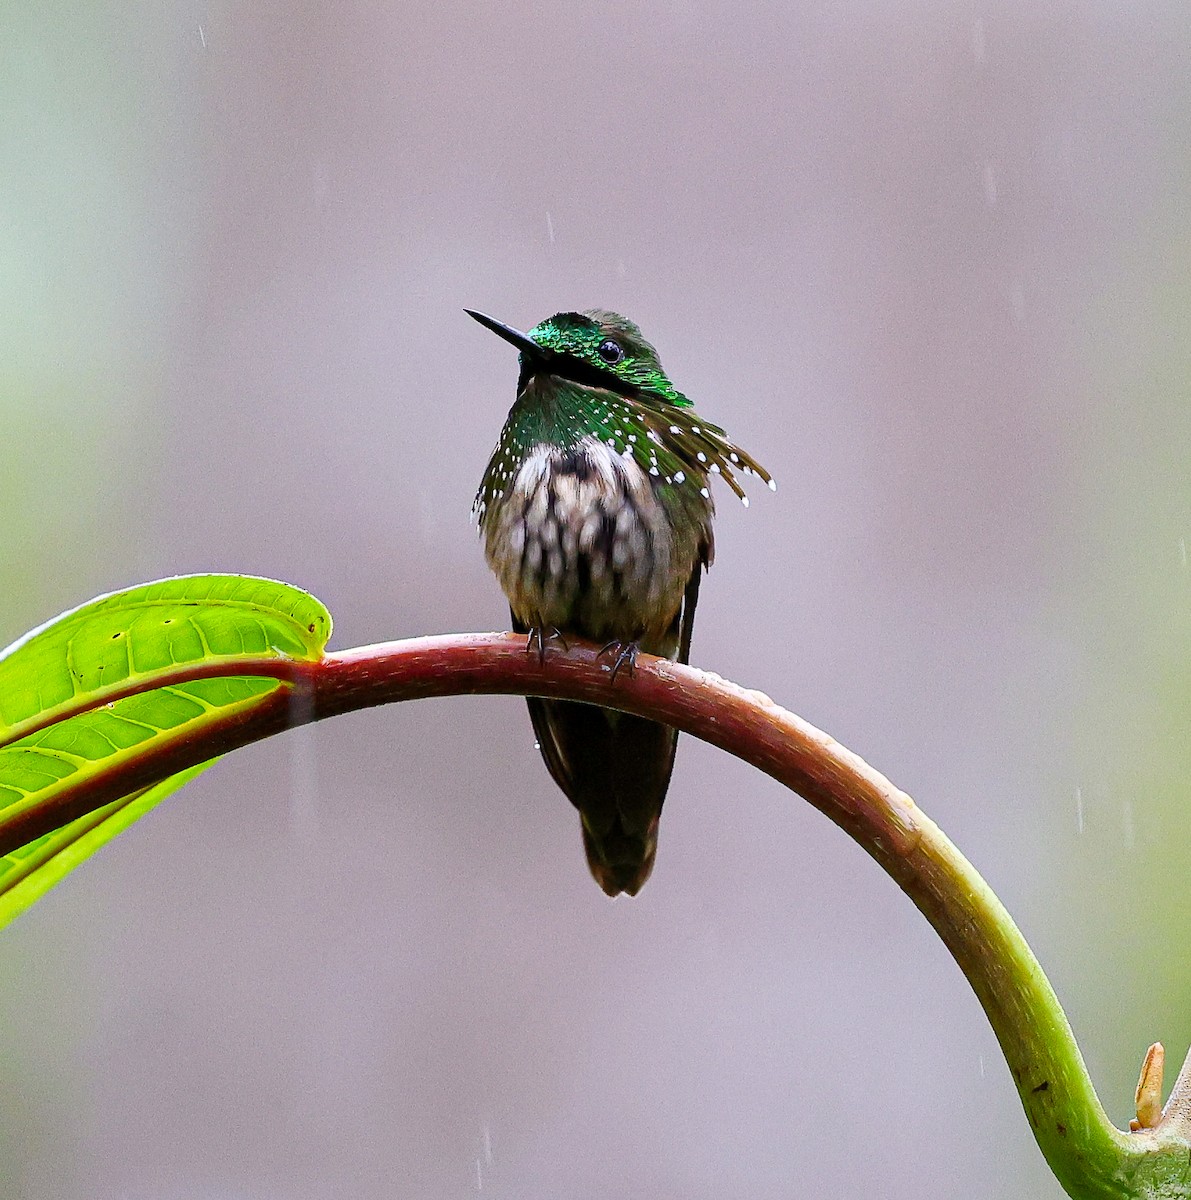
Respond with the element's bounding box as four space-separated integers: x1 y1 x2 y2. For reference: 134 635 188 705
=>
510 562 704 896
524 695 676 897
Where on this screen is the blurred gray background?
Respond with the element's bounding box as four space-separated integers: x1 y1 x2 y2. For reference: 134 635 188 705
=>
2 2 1190 1197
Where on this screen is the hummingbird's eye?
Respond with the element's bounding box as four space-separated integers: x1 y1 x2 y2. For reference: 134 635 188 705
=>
596 338 624 364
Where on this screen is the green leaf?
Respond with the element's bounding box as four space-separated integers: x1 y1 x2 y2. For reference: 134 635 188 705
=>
0 574 330 741
0 575 332 927
0 762 212 928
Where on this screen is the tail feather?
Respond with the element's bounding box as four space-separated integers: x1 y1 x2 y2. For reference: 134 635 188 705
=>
525 696 674 897
511 557 705 896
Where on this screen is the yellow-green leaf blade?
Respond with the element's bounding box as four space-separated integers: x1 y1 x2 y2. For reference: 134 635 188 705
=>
0 760 215 927
0 574 332 745
0 575 332 927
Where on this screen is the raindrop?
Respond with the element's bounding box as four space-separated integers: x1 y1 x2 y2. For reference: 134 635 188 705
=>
1075 786 1084 834
982 163 998 208
1009 283 1026 327
545 211 555 244
1122 799 1136 850
970 17 985 64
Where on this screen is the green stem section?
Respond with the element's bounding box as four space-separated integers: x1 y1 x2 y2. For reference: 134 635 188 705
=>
2 632 1188 1198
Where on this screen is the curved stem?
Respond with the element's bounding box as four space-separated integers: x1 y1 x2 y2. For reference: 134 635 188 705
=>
4 632 1189 1198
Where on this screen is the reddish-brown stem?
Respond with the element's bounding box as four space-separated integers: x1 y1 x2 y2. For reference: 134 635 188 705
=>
1 633 919 863
5 630 1188 1197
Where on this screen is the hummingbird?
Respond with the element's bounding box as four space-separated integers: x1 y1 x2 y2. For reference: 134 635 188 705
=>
469 308 773 896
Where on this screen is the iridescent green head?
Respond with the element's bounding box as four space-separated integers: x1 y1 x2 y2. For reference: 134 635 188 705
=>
468 307 775 512
520 310 692 407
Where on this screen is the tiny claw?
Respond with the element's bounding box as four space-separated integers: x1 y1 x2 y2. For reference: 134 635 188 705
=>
526 625 568 665
598 639 640 682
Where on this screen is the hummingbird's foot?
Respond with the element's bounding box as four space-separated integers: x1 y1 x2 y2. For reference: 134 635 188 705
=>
525 624 569 665
598 639 640 682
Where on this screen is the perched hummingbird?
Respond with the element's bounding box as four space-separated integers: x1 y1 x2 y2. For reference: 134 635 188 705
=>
469 308 773 896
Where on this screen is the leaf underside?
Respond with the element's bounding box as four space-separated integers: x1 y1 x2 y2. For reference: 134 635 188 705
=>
0 575 332 928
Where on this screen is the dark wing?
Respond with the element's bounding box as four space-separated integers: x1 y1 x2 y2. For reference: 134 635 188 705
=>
676 535 711 666
510 609 578 800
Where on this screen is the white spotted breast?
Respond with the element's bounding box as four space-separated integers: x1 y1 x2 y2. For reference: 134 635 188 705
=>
482 436 711 653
